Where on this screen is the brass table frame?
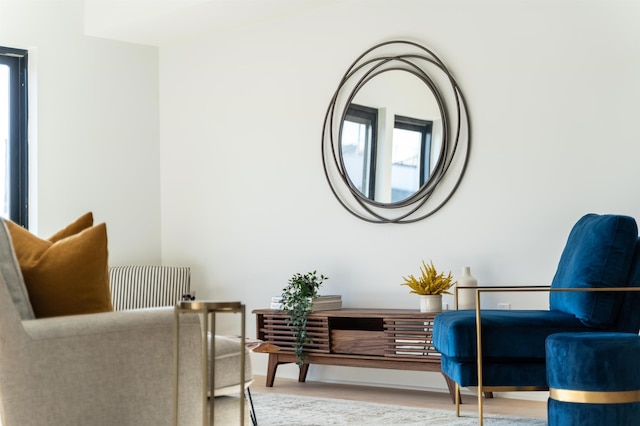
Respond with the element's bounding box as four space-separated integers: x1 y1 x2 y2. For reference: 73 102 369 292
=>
173 301 246 426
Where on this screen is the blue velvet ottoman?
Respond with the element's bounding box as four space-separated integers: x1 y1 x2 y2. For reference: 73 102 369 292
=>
546 332 640 426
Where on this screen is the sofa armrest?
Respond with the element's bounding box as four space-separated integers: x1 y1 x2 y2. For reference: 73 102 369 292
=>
5 307 203 426
22 306 198 339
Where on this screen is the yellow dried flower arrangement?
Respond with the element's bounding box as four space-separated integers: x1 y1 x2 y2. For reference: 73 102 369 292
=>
401 260 455 295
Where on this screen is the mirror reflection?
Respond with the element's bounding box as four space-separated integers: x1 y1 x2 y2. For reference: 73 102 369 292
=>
340 70 443 204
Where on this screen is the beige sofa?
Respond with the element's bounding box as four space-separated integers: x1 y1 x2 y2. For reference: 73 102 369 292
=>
0 220 247 425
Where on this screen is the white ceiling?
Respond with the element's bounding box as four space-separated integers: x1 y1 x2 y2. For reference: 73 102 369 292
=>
84 0 343 46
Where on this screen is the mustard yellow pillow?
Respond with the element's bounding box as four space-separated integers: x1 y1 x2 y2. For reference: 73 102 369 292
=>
6 218 113 318
47 211 94 243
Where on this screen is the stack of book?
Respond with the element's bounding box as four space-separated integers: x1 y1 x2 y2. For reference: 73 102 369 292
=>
270 295 342 311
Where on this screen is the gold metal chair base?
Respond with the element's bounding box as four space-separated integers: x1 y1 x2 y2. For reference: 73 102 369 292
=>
454 383 548 423
455 285 640 426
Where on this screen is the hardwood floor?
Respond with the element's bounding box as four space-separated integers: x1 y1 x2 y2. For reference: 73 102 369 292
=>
250 375 547 420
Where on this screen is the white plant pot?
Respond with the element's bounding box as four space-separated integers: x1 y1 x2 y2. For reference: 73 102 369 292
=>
419 294 442 313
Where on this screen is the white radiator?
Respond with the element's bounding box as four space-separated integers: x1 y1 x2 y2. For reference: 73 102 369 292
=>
109 266 191 311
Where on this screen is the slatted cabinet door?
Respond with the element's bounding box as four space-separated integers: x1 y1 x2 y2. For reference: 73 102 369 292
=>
258 312 330 354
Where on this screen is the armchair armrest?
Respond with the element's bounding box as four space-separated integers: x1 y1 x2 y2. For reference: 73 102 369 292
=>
453 285 550 310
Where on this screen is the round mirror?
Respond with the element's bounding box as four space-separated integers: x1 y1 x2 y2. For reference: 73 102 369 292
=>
322 40 471 224
339 69 445 205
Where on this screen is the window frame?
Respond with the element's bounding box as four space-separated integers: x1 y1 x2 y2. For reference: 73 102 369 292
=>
0 46 29 227
343 104 378 199
394 114 434 186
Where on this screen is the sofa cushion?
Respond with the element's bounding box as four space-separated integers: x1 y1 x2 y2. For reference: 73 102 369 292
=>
550 214 638 327
208 335 253 396
6 218 112 318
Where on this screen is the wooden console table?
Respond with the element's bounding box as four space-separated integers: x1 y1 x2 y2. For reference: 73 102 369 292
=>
253 308 463 402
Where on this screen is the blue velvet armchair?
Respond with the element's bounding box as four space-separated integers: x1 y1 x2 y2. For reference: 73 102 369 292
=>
433 214 640 425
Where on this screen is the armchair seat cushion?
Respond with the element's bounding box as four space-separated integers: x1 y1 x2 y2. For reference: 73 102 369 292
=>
440 354 549 387
434 309 592 361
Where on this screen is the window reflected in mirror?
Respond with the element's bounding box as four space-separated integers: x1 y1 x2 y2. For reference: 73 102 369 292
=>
342 104 434 203
392 116 432 202
342 104 377 199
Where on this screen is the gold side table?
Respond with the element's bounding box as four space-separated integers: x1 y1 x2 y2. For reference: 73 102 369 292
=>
173 301 246 426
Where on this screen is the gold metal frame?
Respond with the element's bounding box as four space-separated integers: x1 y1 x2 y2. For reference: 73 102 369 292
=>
173 301 246 426
451 286 640 426
550 388 640 404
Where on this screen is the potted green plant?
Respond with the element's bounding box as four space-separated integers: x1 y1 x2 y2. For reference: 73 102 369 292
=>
401 260 455 313
280 270 328 365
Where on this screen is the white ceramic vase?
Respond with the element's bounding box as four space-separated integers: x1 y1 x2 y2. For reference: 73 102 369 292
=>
456 266 478 310
419 294 442 313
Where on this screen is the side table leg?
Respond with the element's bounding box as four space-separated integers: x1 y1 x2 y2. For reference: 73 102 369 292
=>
239 306 246 426
202 311 209 426
298 363 310 383
173 307 180 426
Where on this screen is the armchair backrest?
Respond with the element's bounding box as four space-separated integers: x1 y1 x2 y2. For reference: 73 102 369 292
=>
614 238 640 333
550 214 638 328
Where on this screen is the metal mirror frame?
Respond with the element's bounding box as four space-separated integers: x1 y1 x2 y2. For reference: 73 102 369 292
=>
322 40 471 224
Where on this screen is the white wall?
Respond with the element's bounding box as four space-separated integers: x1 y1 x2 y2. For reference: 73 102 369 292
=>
3 0 639 397
0 0 161 264
159 0 640 392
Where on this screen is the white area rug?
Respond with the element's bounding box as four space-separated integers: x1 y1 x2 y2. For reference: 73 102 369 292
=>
251 392 547 425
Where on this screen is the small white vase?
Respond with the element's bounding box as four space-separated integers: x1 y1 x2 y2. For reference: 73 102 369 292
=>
456 266 478 310
419 294 442 313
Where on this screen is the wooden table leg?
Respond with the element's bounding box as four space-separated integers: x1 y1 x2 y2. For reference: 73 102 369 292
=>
442 372 493 403
264 351 310 386
442 373 458 404
298 363 310 383
266 353 280 387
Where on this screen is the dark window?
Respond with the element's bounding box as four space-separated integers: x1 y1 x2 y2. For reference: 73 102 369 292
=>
0 46 28 227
